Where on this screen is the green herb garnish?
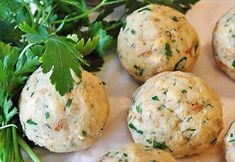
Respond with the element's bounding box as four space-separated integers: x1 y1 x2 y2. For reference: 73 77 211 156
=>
186 117 192 122
131 43 136 48
158 104 166 111
134 65 144 76
164 43 172 59
66 99 72 108
122 21 127 30
30 92 35 97
183 128 196 132
45 124 52 129
171 16 179 21
26 119 37 125
82 131 87 137
181 89 187 94
153 141 168 149
45 112 50 119
104 152 111 157
232 60 235 68
136 104 142 114
128 123 143 134
146 139 153 144
210 138 217 145
163 89 168 95
229 133 235 142
152 96 159 101
131 29 136 35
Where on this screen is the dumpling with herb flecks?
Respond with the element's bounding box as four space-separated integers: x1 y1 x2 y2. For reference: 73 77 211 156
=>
96 143 176 162
19 67 109 153
127 71 223 158
224 120 235 162
117 4 200 82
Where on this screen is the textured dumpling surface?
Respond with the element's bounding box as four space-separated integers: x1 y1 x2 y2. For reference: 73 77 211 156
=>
213 7 235 80
19 68 109 153
97 143 176 162
224 121 235 162
127 71 223 158
117 4 200 81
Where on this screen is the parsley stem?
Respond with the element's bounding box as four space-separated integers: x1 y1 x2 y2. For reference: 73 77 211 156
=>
105 21 122 31
0 124 17 130
102 0 126 5
35 11 42 28
21 0 35 29
53 0 126 24
17 135 41 162
4 128 11 162
12 127 23 162
53 1 105 24
43 5 57 24
19 43 36 58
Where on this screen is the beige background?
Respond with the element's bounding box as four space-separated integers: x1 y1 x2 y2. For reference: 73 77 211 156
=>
26 0 235 161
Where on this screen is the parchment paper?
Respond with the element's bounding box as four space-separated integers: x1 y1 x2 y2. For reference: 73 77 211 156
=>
25 0 235 161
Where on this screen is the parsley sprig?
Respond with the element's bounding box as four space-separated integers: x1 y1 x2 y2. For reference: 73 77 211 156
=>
0 42 40 162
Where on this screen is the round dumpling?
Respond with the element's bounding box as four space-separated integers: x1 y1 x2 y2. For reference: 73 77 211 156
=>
117 4 200 82
213 8 235 80
213 7 235 80
127 71 223 158
97 143 176 162
224 120 235 162
19 68 109 153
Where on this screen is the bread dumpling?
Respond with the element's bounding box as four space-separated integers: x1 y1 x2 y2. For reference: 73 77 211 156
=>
19 68 109 153
128 71 223 158
213 7 235 80
224 120 235 162
97 143 176 162
118 4 200 81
